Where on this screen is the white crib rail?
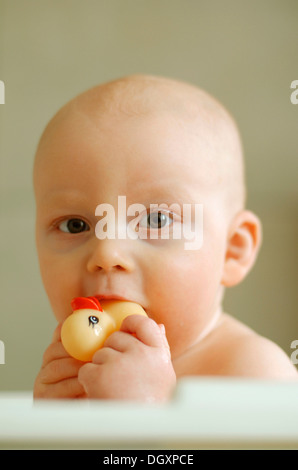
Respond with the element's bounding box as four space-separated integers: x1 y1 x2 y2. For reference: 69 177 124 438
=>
0 377 298 449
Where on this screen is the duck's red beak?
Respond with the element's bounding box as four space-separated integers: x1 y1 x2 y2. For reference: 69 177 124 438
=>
71 296 103 312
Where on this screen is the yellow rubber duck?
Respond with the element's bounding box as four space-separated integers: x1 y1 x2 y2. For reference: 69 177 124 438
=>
61 296 147 362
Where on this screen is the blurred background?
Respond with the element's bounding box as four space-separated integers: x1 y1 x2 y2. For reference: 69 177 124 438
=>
0 0 297 390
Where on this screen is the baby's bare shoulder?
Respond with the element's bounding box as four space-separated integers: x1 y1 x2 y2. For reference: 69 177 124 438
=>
209 314 298 380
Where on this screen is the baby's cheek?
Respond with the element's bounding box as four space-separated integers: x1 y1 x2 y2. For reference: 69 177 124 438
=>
42 267 83 324
154 250 206 306
145 262 199 345
144 248 222 357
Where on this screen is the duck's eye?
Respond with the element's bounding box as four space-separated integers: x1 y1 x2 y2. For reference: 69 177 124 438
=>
59 218 90 234
88 315 99 327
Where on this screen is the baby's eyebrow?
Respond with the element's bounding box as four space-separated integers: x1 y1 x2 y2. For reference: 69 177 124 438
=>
39 189 91 208
129 182 200 207
39 185 201 211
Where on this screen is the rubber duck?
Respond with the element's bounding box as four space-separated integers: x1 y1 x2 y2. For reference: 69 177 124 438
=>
61 296 147 362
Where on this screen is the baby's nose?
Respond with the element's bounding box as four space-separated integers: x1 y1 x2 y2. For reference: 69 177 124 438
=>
86 238 135 273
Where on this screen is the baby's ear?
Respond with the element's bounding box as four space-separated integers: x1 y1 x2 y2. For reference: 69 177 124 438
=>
221 210 262 287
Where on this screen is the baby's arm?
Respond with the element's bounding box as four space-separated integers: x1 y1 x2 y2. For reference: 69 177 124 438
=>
78 315 177 402
33 324 86 399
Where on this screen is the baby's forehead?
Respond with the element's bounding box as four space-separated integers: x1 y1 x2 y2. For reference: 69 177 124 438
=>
40 75 239 151
76 76 242 177
35 75 245 217
64 78 237 157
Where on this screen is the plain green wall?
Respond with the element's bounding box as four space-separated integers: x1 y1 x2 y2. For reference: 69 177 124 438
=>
0 0 297 390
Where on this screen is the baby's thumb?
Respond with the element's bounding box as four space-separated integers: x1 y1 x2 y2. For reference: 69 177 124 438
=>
158 324 171 354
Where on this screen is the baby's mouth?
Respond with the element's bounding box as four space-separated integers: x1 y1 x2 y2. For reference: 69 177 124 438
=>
94 294 133 302
94 294 147 313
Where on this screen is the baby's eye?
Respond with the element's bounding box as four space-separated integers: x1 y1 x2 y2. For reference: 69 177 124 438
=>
58 218 90 234
139 211 173 230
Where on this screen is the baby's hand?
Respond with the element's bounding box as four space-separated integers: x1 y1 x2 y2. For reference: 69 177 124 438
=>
78 315 176 402
33 324 86 399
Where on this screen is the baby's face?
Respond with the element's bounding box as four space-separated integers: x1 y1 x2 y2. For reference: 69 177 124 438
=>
34 104 231 359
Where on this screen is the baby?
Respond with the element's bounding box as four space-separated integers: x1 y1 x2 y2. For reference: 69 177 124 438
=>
33 75 298 401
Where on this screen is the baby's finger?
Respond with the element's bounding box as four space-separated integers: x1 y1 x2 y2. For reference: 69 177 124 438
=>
92 346 120 364
78 362 100 396
103 330 139 353
37 377 86 399
41 340 70 367
120 315 164 348
158 324 171 353
52 323 63 343
39 357 84 384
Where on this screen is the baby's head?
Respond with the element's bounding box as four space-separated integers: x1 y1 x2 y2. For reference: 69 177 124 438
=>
33 75 261 359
